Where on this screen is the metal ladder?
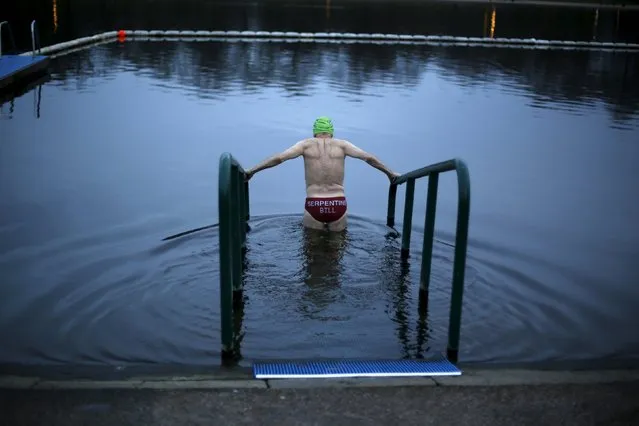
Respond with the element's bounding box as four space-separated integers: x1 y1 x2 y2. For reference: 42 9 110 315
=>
386 159 471 362
218 153 250 362
0 20 41 57
0 21 17 57
31 20 41 56
217 153 471 363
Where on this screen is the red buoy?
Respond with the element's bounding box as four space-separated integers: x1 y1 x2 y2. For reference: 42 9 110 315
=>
117 30 126 40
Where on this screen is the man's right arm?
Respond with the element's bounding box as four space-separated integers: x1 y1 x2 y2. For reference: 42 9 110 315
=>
341 140 399 180
245 140 307 180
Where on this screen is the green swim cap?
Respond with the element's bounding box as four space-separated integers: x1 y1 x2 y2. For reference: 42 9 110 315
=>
313 116 334 136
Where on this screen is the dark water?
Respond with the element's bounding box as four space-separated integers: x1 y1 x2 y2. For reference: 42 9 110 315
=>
1 0 639 368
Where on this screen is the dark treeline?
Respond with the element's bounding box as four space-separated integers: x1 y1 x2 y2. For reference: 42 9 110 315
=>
4 0 639 51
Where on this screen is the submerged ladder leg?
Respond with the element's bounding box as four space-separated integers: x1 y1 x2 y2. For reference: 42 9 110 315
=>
400 178 415 259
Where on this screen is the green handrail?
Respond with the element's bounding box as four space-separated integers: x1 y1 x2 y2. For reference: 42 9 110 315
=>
218 153 470 364
218 152 250 361
386 158 471 363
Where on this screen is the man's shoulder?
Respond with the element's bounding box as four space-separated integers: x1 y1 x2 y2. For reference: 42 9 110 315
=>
297 138 350 149
291 138 312 150
297 137 347 145
330 138 351 147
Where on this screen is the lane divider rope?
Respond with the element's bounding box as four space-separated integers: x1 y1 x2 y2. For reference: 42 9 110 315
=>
19 29 639 57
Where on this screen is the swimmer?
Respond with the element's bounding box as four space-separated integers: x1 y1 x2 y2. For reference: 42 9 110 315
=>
245 117 400 232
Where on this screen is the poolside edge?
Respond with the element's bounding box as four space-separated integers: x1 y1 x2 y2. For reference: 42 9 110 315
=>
2 368 638 390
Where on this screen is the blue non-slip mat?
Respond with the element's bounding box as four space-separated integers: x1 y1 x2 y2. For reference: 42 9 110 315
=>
253 358 462 379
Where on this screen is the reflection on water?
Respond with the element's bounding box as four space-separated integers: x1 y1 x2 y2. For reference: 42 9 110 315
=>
490 6 496 39
53 0 59 34
300 227 348 315
0 73 48 119
29 40 639 128
378 234 430 359
1 11 638 367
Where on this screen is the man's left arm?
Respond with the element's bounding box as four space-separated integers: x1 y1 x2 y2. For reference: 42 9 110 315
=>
245 140 306 180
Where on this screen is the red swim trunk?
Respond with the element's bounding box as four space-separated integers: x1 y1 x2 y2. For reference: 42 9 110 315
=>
305 196 347 223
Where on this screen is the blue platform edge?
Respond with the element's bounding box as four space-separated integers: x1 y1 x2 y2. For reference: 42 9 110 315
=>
0 55 48 79
253 358 462 379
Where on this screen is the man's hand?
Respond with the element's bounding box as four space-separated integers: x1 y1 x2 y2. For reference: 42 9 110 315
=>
244 169 254 182
389 171 401 183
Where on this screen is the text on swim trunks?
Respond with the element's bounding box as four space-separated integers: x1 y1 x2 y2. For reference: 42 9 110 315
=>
306 199 347 207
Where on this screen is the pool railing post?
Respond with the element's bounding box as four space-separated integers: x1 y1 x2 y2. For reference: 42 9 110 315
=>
218 152 250 362
239 176 247 253
446 160 471 363
400 178 415 259
386 183 397 227
31 20 40 56
419 173 439 296
231 166 243 293
244 181 250 220
0 21 6 57
244 181 251 234
218 153 234 360
388 158 470 364
0 21 17 58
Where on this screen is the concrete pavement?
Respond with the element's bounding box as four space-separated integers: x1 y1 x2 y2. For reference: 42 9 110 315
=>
1 381 638 426
1 368 638 425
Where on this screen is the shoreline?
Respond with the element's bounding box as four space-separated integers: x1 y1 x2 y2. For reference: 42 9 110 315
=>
2 366 639 389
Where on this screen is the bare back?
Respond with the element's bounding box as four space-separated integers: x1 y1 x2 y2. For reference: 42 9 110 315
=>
300 138 348 197
246 134 395 202
245 121 398 231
